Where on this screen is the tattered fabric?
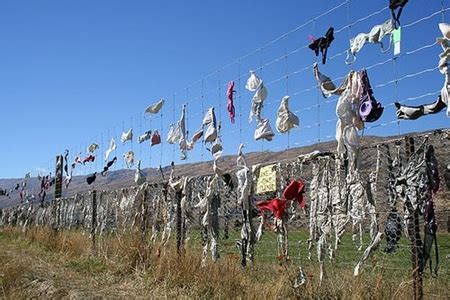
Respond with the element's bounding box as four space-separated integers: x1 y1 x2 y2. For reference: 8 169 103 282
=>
105 138 116 161
346 19 395 64
227 81 236 123
145 99 165 114
254 118 275 141
121 128 133 143
246 71 268 122
138 130 152 143
276 96 299 133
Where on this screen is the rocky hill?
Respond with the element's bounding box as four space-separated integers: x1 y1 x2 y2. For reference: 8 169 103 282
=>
1 129 449 210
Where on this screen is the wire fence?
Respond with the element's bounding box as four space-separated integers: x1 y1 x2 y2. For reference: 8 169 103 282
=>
1 1 449 297
10 0 445 183
1 130 449 298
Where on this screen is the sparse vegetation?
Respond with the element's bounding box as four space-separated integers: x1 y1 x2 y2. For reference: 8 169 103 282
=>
0 227 448 298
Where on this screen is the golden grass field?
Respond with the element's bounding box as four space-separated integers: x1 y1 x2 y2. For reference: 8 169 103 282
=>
0 226 448 299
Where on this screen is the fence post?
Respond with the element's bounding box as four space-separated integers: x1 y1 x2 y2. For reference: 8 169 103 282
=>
405 136 423 300
175 190 183 255
51 155 63 236
54 155 63 199
141 187 148 243
91 190 97 256
175 191 183 254
51 199 58 236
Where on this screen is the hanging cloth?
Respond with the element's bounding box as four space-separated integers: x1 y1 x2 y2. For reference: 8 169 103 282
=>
283 179 306 208
256 179 307 220
346 19 395 64
166 105 189 159
227 81 236 123
211 138 223 160
82 154 95 165
73 154 83 167
437 24 450 74
63 150 73 188
134 160 147 185
237 143 247 168
254 118 274 141
354 232 384 276
177 105 189 160
86 172 97 185
65 170 72 190
236 171 250 209
308 27 334 64
202 107 218 143
313 63 349 98
389 0 408 28
395 23 450 119
166 124 180 144
246 71 268 122
209 122 223 160
63 150 69 177
101 157 117 176
383 208 402 253
358 69 384 122
395 97 446 120
138 130 152 143
123 151 135 168
256 198 287 220
151 130 161 146
190 129 203 145
342 125 360 154
105 138 116 161
313 63 336 98
87 143 99 153
333 71 365 155
421 199 439 276
249 82 268 122
276 96 299 133
437 23 450 117
245 70 263 91
121 128 133 143
255 164 277 194
236 144 249 207
145 98 165 114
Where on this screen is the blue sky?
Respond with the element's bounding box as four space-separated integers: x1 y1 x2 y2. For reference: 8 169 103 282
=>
0 0 449 178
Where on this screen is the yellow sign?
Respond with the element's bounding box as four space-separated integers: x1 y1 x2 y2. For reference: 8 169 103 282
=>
256 164 277 194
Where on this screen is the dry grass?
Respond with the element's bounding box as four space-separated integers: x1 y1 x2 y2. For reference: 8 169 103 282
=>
0 251 28 295
0 226 448 299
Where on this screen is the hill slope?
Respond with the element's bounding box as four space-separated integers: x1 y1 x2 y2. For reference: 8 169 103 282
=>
0 129 449 209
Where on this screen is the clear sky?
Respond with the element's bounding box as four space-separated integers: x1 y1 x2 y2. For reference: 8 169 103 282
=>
0 0 448 179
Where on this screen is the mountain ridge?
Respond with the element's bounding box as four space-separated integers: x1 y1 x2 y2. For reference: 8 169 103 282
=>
1 128 449 209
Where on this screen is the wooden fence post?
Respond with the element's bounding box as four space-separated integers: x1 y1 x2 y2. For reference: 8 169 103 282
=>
405 136 423 300
54 155 63 199
141 188 148 243
51 154 63 236
176 190 183 255
91 190 97 256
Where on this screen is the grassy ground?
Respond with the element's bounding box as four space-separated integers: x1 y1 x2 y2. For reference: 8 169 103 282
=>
0 227 448 298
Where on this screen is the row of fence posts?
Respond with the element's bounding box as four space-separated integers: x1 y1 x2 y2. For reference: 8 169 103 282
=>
47 135 424 298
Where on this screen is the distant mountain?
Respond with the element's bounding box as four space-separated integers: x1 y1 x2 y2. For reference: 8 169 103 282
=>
1 128 449 209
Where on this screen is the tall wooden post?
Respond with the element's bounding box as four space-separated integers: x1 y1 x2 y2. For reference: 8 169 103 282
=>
141 188 148 243
54 155 63 199
175 190 183 255
51 154 62 235
91 190 97 256
405 136 423 300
